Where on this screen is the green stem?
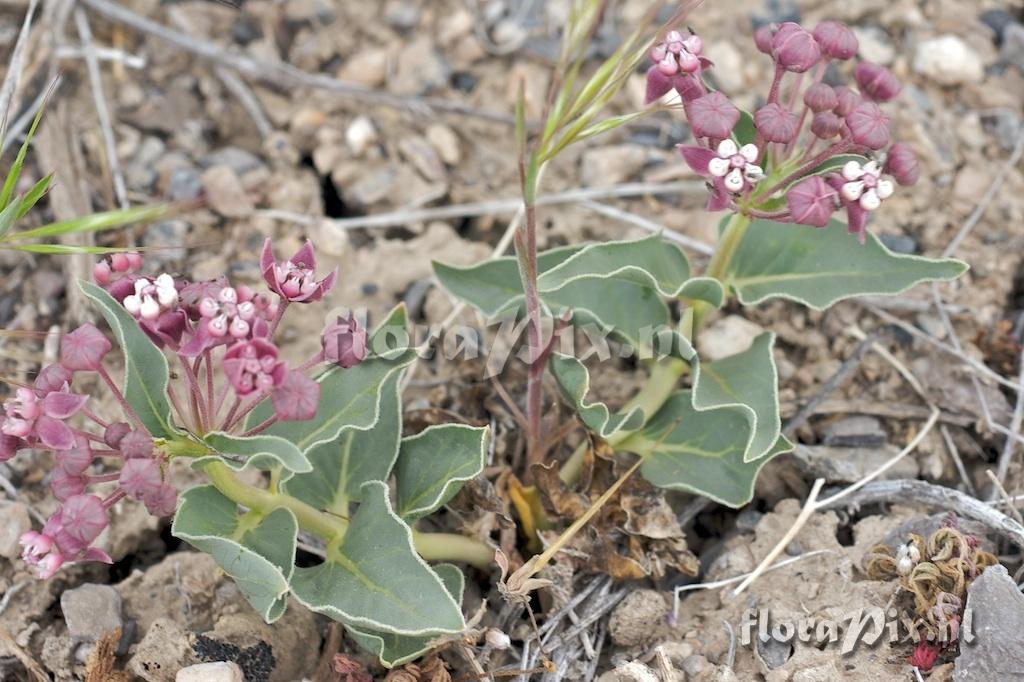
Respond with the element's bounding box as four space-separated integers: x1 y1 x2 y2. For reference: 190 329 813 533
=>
693 212 752 330
559 356 689 484
411 530 494 568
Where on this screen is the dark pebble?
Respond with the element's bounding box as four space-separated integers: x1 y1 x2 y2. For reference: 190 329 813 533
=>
980 9 1016 45
879 233 918 255
451 71 478 93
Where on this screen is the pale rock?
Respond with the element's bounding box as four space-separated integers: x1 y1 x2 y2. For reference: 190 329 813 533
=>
438 9 474 45
61 584 123 642
426 123 461 165
200 166 253 218
608 590 668 647
913 35 985 86
345 116 378 156
580 145 647 187
398 136 445 182
954 565 1024 681
700 315 765 362
337 47 389 88
705 41 744 92
175 662 244 682
128 618 194 682
852 26 895 65
390 36 449 95
0 502 30 559
597 661 661 682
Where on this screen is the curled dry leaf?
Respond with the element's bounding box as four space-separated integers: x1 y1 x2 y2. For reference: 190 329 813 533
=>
495 549 554 604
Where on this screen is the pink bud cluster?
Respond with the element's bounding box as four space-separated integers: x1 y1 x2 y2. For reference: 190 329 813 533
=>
4 237 371 580
656 18 920 241
644 30 714 104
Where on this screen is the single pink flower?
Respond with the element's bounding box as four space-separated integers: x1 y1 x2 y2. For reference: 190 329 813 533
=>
180 283 274 356
684 92 740 140
61 323 112 372
680 140 764 212
1 385 86 451
827 159 895 242
222 338 288 396
261 238 337 303
323 314 368 369
272 370 321 422
644 29 713 104
786 176 838 227
812 21 858 60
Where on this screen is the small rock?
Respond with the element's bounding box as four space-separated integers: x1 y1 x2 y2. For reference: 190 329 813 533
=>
201 166 253 218
167 166 203 201
176 661 244 682
61 584 123 642
980 9 1016 44
345 116 378 156
390 37 448 95
1002 23 1024 72
344 166 396 208
878 233 918 254
598 661 661 682
823 416 886 448
705 41 744 92
954 565 1024 681
128 618 194 682
913 35 985 86
336 48 389 88
852 25 895 65
792 444 919 484
398 136 445 182
143 220 189 264
201 147 265 177
700 315 765 362
736 507 765 533
987 109 1023 151
756 635 793 669
580 145 648 187
0 502 30 559
609 590 668 647
426 123 461 165
384 0 419 30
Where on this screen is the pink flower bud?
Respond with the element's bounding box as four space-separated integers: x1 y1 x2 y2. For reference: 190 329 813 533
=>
754 103 799 143
34 364 71 393
803 83 838 112
685 92 740 140
787 175 838 227
208 315 228 338
812 21 858 60
143 483 177 517
59 494 108 546
811 111 843 138
772 22 821 73
103 422 131 449
885 143 920 186
198 298 219 318
754 25 775 55
272 370 321 422
126 253 142 271
847 101 891 149
229 317 250 339
834 86 861 117
110 253 130 273
34 550 65 579
656 52 678 76
93 261 112 285
677 50 700 74
60 323 112 372
139 296 160 321
119 430 154 459
854 62 901 102
322 314 368 369
119 458 163 500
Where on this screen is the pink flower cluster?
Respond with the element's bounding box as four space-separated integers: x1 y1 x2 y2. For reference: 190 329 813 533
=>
4 238 369 580
649 20 921 241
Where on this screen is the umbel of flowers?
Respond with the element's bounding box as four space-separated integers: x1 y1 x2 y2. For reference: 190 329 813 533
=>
646 20 920 242
3 240 367 578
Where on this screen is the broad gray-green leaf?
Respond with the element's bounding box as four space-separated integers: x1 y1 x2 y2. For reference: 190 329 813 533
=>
78 281 176 439
289 481 465 636
282 371 402 511
394 424 488 520
619 391 792 507
549 354 645 438
692 332 780 462
172 485 297 622
248 352 414 453
723 219 967 309
195 432 311 479
346 564 464 668
677 277 726 308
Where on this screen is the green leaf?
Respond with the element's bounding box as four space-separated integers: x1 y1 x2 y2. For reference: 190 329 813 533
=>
196 432 311 479
346 564 465 668
172 485 297 622
10 204 173 242
805 154 868 178
394 424 489 520
549 353 645 438
677 277 726 308
0 100 45 211
289 481 465 636
0 198 23 239
250 354 415 453
78 281 177 439
732 109 756 147
723 219 968 310
282 371 403 511
692 332 780 462
15 173 52 220
619 391 792 507
2 243 133 255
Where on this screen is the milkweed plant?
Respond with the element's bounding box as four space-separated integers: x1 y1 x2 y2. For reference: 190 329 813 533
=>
4 2 969 669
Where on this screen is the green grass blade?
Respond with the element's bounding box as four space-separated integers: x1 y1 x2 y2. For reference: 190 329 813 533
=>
3 242 134 255
15 172 52 219
0 98 46 211
10 203 172 241
0 196 22 239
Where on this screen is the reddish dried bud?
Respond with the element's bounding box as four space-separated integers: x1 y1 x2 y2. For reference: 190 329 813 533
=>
772 22 821 73
834 86 861 117
847 101 891 149
854 62 901 102
754 25 775 55
787 176 838 227
811 111 843 139
909 641 939 672
754 103 799 143
812 20 859 60
685 91 740 140
803 83 838 112
885 143 920 186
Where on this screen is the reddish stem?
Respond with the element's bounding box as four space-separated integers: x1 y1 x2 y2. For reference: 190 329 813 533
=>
81 408 109 429
96 366 146 432
204 350 215 427
268 300 289 338
759 139 854 199
241 414 278 437
101 489 127 509
297 351 325 373
71 428 107 444
766 64 785 105
87 472 120 484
